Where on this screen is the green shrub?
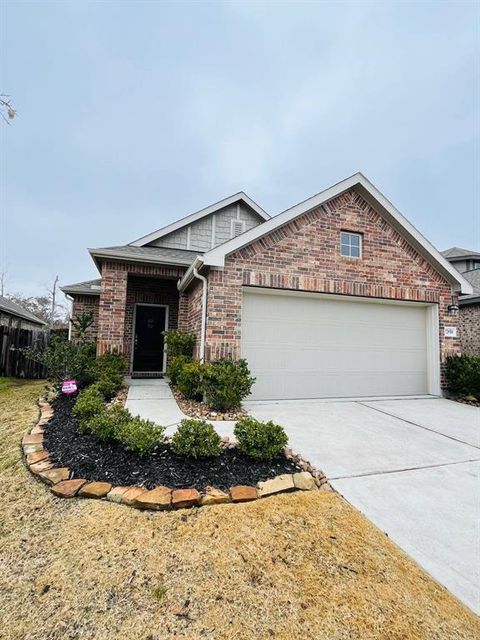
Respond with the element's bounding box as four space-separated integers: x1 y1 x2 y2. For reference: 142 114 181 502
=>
177 360 205 400
203 359 255 411
92 374 123 399
234 417 288 460
86 404 130 440
73 385 105 427
117 415 165 456
26 335 96 386
167 354 192 386
163 330 196 357
88 352 126 384
171 419 221 458
445 354 480 398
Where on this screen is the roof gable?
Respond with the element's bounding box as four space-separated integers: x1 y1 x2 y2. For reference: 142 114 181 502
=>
128 192 270 248
197 173 472 295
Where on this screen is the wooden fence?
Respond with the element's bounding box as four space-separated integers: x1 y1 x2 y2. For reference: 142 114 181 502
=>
0 317 48 379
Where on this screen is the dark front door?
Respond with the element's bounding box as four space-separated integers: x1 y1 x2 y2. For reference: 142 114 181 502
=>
132 305 167 373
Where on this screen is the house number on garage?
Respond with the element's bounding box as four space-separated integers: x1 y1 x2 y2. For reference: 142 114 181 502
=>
444 326 457 338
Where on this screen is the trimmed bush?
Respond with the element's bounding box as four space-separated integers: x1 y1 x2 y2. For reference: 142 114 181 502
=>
117 415 165 456
234 417 288 460
92 374 123 399
177 360 205 400
445 354 480 398
203 359 255 411
167 354 192 386
163 330 196 357
86 405 130 440
73 385 105 427
171 419 221 458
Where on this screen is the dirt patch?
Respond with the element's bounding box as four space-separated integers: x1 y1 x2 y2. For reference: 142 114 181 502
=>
1 380 479 640
172 387 247 421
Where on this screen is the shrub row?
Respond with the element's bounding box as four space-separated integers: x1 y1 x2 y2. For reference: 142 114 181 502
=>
73 386 288 460
168 356 256 411
73 385 164 456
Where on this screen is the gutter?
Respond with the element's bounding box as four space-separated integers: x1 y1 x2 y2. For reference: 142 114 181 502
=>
177 256 204 292
193 267 208 362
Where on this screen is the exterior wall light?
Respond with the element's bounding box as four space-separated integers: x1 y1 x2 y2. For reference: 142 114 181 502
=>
447 297 459 316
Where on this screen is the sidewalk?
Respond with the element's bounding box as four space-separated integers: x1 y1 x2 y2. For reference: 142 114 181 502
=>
124 377 236 436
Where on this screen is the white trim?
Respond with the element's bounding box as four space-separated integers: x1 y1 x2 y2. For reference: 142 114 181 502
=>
131 303 169 375
211 213 216 248
201 173 473 295
186 225 191 250
242 286 441 397
128 192 270 247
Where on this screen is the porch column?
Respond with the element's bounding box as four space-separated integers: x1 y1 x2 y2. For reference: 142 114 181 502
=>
97 263 128 355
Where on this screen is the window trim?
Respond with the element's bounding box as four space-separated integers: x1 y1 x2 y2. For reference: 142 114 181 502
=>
340 231 362 259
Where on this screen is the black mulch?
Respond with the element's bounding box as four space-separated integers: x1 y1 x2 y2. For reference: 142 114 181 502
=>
43 395 302 491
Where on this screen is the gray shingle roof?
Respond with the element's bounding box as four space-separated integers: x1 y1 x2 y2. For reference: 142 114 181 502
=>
441 246 480 259
88 245 199 268
459 268 480 304
0 296 47 325
60 279 102 296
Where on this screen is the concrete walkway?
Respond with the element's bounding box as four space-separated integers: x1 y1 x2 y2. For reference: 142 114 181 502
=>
125 380 479 613
125 378 236 435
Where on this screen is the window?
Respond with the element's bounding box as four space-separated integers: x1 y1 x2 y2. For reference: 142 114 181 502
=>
473 261 480 270
231 219 246 238
340 231 362 258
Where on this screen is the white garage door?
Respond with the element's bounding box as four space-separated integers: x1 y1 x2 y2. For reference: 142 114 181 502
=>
241 289 434 400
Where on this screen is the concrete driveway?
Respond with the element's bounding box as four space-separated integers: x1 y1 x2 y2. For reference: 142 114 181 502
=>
244 396 480 614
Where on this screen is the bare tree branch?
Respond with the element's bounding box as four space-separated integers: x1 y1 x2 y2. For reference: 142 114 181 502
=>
0 95 16 124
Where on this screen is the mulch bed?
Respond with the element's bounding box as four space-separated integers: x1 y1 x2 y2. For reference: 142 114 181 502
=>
172 388 247 421
43 395 302 491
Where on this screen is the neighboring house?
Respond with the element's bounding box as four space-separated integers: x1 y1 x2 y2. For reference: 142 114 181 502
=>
62 173 471 400
442 247 480 356
0 295 48 378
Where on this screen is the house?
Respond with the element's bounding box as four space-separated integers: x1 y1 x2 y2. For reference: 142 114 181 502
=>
442 247 480 356
61 173 472 400
0 295 48 378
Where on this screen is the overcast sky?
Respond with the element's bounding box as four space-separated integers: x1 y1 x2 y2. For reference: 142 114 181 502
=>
1 0 478 301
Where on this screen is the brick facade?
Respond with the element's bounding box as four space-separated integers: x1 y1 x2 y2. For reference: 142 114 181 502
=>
96 260 186 362
459 303 480 356
70 295 100 342
123 276 181 364
200 189 460 367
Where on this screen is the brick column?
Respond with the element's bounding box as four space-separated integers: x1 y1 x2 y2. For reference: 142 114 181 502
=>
97 263 128 355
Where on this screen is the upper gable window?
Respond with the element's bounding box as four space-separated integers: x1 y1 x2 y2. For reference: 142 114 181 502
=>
340 231 362 258
231 219 246 238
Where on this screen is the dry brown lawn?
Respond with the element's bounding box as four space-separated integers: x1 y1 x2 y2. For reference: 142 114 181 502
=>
0 379 478 640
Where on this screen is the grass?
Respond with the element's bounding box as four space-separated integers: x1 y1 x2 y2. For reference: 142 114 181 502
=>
0 379 479 640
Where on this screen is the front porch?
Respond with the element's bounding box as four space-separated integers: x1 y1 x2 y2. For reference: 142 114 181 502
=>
96 261 188 376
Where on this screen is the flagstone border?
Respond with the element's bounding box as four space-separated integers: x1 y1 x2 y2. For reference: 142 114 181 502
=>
22 397 332 510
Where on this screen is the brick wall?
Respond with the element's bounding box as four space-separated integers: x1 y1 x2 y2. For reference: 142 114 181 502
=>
199 189 460 369
70 295 100 342
97 260 185 356
459 303 480 356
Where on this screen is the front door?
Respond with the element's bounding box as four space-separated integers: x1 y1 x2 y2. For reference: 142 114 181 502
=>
132 305 167 374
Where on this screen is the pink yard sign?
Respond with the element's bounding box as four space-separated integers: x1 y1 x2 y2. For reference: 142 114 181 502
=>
61 379 78 395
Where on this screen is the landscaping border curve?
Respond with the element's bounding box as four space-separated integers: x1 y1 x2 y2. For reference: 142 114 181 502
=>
22 397 332 510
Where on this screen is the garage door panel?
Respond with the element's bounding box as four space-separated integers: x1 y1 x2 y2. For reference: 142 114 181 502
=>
242 290 430 400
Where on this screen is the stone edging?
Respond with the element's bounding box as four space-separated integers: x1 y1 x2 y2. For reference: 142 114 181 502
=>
22 397 333 510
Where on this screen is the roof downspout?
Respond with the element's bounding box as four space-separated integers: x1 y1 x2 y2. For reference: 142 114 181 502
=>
192 268 207 363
